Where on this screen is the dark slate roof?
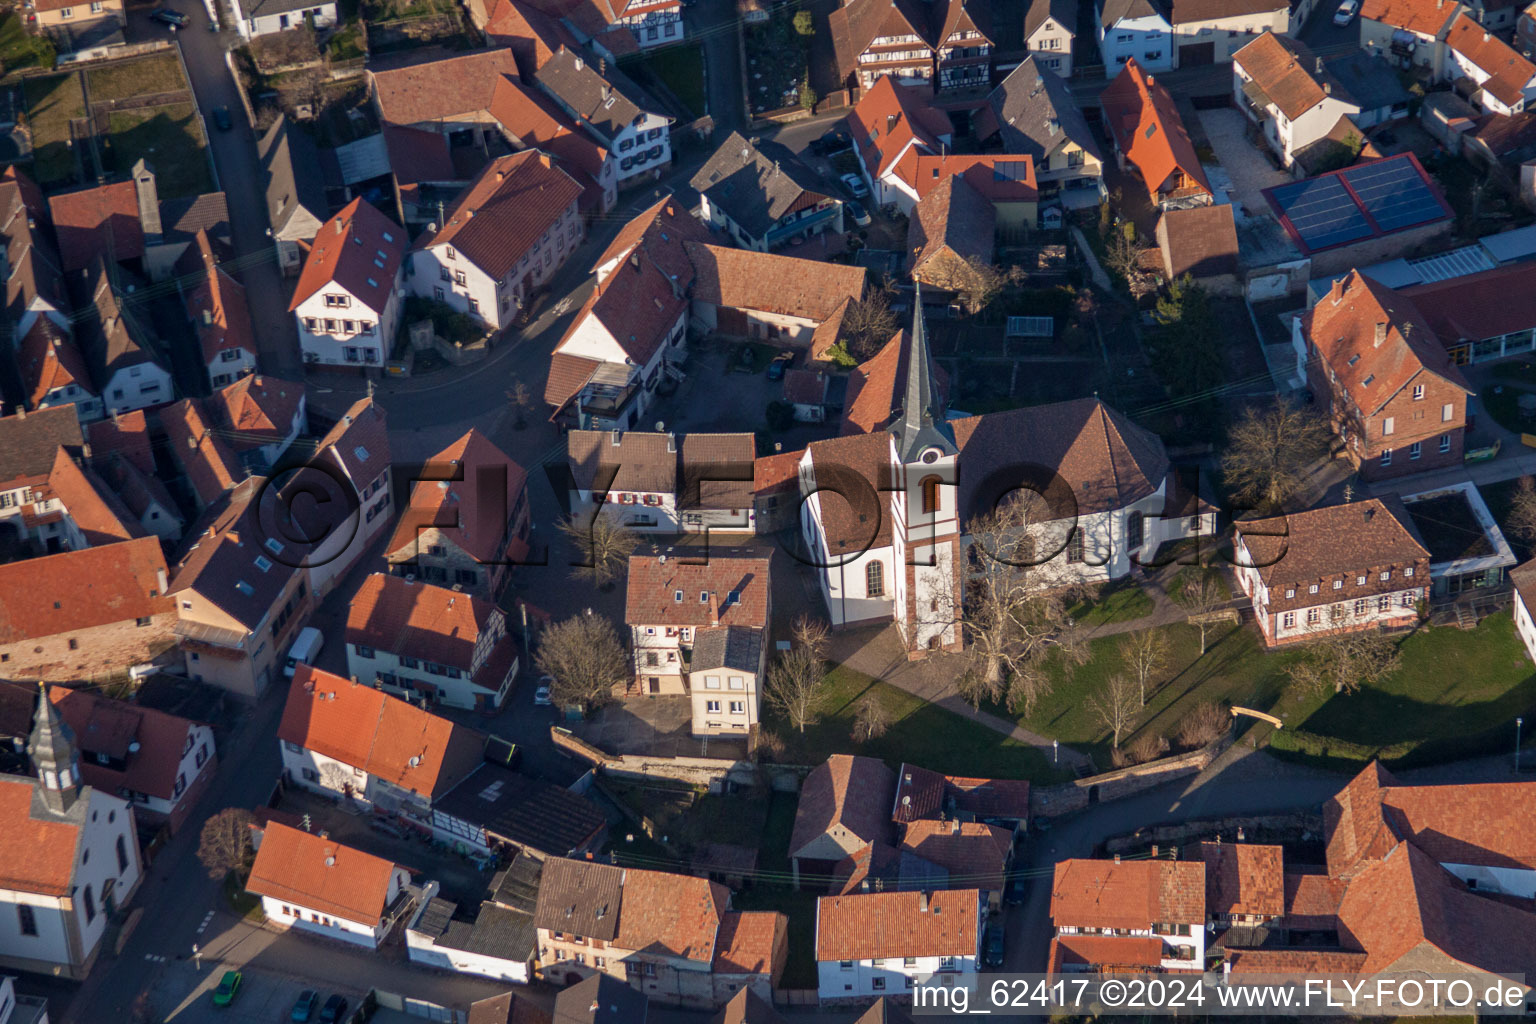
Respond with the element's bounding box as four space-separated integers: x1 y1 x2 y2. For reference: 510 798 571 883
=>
1322 50 1412 112
1024 0 1075 38
436 762 605 857
984 57 1101 162
438 902 538 961
489 851 542 913
535 47 667 143
690 626 763 673
554 975 648 1024
160 192 230 251
258 114 329 237
0 405 83 480
689 132 839 240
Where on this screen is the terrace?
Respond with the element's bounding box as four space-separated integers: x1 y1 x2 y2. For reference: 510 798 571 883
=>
1401 481 1517 603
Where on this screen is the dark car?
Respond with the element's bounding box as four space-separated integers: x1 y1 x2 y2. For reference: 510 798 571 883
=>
211 106 232 131
1005 871 1028 905
291 990 320 1022
319 995 349 1024
982 924 1006 968
767 350 793 380
809 128 850 157
149 7 190 25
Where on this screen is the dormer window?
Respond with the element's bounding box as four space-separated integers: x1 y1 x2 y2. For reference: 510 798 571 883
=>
700 591 709 603
674 590 683 602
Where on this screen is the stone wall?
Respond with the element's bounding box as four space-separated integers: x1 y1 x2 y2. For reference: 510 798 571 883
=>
1031 739 1230 819
1104 811 1324 855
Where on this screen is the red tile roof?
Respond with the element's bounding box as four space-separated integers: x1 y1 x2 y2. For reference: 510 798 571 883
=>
40 446 138 544
386 428 527 565
846 75 952 181
753 447 804 496
1402 260 1536 350
86 410 154 475
899 820 1012 890
1305 270 1472 417
1448 14 1536 108
686 243 867 322
47 181 144 273
624 554 771 627
211 374 304 453
1282 871 1347 930
0 775 83 896
790 754 896 858
416 151 582 281
1100 59 1213 204
161 398 243 507
288 198 405 315
277 665 485 800
1361 0 1461 37
891 764 1031 823
542 352 602 411
50 686 202 802
1047 934 1164 972
346 572 498 674
1236 497 1430 609
0 536 169 643
1158 204 1239 281
182 229 256 367
1199 842 1285 918
896 153 1038 205
907 174 996 277
247 821 402 925
18 317 91 410
804 430 898 551
816 889 980 961
485 0 582 72
840 329 949 437
370 48 521 126
711 909 785 974
1233 31 1328 121
1224 947 1369 973
1050 858 1206 929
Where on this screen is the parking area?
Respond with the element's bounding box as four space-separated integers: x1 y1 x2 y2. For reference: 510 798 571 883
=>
155 961 362 1024
1197 107 1290 216
574 695 748 760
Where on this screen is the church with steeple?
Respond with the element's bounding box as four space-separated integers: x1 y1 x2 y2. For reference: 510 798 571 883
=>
794 287 1216 657
0 685 142 979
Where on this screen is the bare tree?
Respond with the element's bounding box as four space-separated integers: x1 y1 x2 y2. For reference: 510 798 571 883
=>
1288 612 1401 697
1221 399 1332 514
851 695 893 743
764 644 829 734
1507 476 1536 543
506 380 533 430
841 291 900 362
559 513 639 589
1176 701 1229 748
197 807 255 881
791 615 830 661
536 613 628 713
1103 230 1146 282
1119 628 1172 706
959 258 1015 318
1174 569 1226 655
951 490 1087 717
1086 674 1140 749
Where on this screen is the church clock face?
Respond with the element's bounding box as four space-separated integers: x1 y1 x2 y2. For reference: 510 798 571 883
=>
920 448 941 465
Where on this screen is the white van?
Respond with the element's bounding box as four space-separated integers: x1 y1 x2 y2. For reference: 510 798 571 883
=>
284 627 324 677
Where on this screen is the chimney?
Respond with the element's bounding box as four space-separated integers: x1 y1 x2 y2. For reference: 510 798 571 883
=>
918 892 929 912
1237 826 1246 842
1315 56 1324 74
156 567 168 594
951 819 961 835
1113 853 1121 864
709 592 720 627
14 407 23 420
1323 81 1331 94
1330 276 1345 305
132 159 162 241
1374 322 1387 347
666 432 676 454
1152 844 1160 857
611 429 622 446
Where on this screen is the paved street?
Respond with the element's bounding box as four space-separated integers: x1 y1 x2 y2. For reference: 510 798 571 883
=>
688 0 746 135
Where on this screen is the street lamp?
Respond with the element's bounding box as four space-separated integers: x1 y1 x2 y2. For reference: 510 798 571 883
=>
1518 718 1525 774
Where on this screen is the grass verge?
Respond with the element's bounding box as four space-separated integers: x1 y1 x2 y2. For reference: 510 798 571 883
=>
22 71 84 186
222 871 263 922
85 52 185 102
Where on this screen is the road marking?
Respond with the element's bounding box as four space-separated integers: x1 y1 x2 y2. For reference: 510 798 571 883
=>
196 910 215 934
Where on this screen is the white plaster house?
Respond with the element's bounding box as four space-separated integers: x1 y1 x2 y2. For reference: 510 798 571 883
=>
1444 12 1536 114
1234 32 1370 167
404 882 534 984
1513 559 1536 663
1359 0 1463 76
246 822 414 949
565 429 757 535
535 48 673 188
345 573 521 712
796 299 1213 655
814 890 981 1005
1169 0 1290 67
617 0 684 45
228 0 337 38
1097 0 1176 75
1049 859 1206 972
0 692 143 981
1024 0 1077 75
289 199 405 369
406 152 584 332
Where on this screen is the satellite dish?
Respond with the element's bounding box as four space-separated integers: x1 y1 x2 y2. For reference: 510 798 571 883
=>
128 742 141 753
654 421 665 431
325 856 336 867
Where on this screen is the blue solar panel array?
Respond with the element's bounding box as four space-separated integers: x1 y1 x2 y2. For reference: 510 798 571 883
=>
1265 155 1449 253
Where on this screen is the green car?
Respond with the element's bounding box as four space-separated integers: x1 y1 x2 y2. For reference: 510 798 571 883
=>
212 971 242 1007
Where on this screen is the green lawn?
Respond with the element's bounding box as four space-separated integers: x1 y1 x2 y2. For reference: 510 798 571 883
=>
21 71 84 186
1166 565 1232 602
993 621 1297 766
1067 578 1154 626
764 665 1071 783
0 13 54 77
104 104 212 198
622 42 705 119
1269 612 1536 770
85 52 185 102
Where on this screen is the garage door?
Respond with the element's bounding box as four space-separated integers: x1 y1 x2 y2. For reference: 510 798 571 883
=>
1181 41 1216 65
719 307 749 336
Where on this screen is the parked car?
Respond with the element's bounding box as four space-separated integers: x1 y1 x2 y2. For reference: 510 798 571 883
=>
212 971 242 1007
847 199 871 227
982 924 1006 968
533 675 554 706
211 106 232 131
1333 0 1358 23
1005 871 1028 905
319 995 349 1024
285 627 323 678
767 351 794 381
150 7 191 25
809 128 850 157
839 172 869 199
291 991 320 1022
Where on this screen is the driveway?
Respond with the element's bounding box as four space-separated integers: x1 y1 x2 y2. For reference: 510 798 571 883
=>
1197 107 1289 217
687 0 745 134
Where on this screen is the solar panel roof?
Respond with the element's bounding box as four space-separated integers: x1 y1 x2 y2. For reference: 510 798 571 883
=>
1263 154 1451 255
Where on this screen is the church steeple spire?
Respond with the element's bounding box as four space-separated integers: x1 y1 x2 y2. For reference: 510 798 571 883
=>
29 683 80 815
896 280 955 462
